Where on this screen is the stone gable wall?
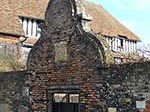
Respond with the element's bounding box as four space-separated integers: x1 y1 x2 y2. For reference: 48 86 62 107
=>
25 0 150 111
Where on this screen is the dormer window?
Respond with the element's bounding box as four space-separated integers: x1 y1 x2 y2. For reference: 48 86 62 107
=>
19 16 44 38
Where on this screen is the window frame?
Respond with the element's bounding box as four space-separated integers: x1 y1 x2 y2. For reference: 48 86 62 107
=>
53 93 79 103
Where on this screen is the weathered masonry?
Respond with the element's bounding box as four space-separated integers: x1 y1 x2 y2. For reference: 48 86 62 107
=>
25 0 148 112
0 0 149 112
1 61 150 112
0 0 141 69
27 0 105 111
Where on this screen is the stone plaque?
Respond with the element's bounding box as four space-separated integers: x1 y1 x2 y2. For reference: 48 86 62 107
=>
54 41 67 62
108 108 117 112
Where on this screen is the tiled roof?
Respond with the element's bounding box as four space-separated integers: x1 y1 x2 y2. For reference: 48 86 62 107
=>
0 0 48 35
0 0 140 41
82 0 140 41
0 0 23 35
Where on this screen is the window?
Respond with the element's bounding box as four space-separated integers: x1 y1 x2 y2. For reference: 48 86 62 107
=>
53 93 79 103
120 38 124 47
54 93 68 103
19 16 44 38
70 94 79 103
52 93 79 112
118 35 127 49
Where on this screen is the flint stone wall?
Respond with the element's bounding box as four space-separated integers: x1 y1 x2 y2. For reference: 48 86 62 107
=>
103 61 150 96
102 61 150 112
0 71 30 112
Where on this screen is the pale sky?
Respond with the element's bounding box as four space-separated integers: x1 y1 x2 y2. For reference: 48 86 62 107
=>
87 0 150 45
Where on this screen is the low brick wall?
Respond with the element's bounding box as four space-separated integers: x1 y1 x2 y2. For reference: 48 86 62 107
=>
1 61 150 111
27 64 103 112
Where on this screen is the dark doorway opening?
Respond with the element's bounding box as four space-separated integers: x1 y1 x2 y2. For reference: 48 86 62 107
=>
48 85 80 112
52 102 79 112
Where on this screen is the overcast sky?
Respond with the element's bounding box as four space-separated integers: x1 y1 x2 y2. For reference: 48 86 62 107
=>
87 0 150 45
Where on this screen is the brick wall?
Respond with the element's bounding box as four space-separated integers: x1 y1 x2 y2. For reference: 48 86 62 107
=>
26 0 150 111
27 65 104 111
0 0 148 112
1 61 150 111
26 59 150 112
26 1 105 111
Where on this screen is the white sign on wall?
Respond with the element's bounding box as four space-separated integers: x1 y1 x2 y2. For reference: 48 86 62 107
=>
108 107 117 112
136 100 146 109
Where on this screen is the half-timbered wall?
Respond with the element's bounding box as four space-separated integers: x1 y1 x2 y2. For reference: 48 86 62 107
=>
105 36 137 53
19 16 43 38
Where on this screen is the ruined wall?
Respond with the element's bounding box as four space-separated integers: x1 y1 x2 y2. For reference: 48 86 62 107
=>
27 0 104 70
26 0 105 112
25 0 150 112
26 60 150 112
0 0 147 112
1 62 150 111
